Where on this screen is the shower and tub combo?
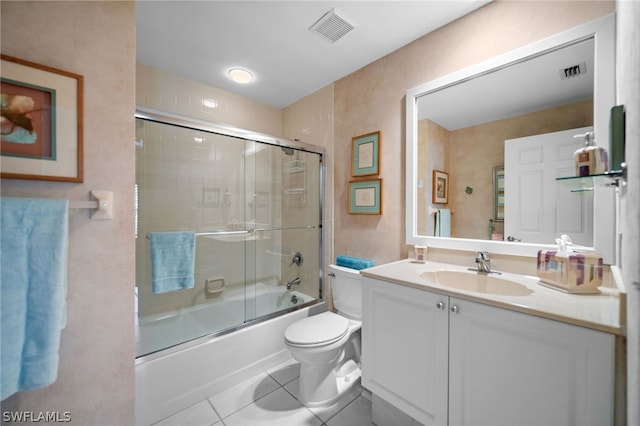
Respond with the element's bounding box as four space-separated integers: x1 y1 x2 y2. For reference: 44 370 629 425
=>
134 109 326 425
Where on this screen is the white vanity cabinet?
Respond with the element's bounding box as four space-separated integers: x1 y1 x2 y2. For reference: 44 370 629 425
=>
362 276 615 426
362 276 449 425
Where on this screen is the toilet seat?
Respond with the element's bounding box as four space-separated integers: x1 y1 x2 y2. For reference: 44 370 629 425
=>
285 312 349 347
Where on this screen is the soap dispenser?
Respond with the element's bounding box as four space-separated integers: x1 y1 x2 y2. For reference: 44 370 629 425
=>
574 132 608 177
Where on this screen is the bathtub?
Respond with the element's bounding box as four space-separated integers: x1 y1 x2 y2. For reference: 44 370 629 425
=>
136 283 314 357
135 284 324 425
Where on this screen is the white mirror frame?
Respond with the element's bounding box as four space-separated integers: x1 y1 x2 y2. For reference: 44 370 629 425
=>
406 14 616 263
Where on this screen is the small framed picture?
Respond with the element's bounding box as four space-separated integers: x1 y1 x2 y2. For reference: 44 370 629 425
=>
432 170 449 204
349 179 382 215
351 131 380 177
1 55 83 182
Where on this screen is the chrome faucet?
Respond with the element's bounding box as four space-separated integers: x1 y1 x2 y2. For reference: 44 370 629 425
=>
286 277 301 290
475 251 492 274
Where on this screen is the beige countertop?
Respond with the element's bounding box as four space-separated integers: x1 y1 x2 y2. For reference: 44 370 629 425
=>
361 259 625 336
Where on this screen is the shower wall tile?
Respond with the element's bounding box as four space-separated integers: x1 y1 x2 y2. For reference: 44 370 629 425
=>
136 64 331 318
137 64 284 137
283 85 334 308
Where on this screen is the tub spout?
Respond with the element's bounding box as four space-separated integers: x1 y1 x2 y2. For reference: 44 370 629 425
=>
286 277 301 290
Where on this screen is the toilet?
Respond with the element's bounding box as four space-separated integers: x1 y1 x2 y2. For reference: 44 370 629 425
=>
284 264 363 407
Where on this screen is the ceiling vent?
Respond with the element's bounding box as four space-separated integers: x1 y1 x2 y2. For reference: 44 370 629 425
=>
309 8 356 43
559 62 587 79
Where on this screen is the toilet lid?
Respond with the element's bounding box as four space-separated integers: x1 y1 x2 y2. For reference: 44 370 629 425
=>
285 312 349 346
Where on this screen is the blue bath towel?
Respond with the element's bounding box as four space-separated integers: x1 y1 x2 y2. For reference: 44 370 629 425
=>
149 231 195 294
1 197 68 400
435 208 451 237
336 255 374 271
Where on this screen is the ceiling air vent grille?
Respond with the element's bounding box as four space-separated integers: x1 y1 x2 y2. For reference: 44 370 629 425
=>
309 8 356 43
559 62 587 79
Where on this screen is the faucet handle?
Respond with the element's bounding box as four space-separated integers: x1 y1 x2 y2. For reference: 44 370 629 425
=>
476 251 490 261
289 252 303 267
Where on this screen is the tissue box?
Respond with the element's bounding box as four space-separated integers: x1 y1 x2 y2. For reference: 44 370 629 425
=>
536 250 603 294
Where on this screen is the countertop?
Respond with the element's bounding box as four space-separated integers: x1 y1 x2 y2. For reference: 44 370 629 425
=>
360 259 625 336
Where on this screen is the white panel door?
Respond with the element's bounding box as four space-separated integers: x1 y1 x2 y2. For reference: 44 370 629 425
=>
504 126 593 245
362 277 449 426
448 297 614 426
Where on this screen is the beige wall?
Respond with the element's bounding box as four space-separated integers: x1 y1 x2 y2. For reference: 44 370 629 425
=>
1 2 135 424
333 1 614 265
417 119 448 236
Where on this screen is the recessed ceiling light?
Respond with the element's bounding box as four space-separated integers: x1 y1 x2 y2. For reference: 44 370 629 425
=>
228 68 254 84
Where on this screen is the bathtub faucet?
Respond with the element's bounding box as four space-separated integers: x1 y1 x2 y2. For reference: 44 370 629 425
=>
286 277 301 290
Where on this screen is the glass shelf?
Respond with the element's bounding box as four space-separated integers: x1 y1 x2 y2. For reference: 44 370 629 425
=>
556 170 625 192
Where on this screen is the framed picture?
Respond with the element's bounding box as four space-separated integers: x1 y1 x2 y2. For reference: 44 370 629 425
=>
351 131 380 177
1 55 83 182
349 179 382 215
432 170 449 204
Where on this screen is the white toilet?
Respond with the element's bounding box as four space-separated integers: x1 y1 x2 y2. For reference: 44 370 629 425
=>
284 264 363 407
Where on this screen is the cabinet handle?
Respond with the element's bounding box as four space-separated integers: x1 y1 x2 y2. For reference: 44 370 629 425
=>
436 302 445 310
450 305 459 314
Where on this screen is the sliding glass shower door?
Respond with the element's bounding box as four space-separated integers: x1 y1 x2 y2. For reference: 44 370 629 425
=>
134 114 323 357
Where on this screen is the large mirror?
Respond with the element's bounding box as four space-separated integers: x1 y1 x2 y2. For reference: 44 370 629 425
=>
406 14 616 262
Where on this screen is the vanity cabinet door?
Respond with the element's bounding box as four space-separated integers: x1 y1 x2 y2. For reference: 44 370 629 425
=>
448 297 614 426
362 277 449 426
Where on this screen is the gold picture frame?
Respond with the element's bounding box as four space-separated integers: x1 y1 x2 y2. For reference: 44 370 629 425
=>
1 55 84 182
432 170 448 204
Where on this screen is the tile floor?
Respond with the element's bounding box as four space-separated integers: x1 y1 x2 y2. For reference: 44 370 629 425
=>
151 357 374 426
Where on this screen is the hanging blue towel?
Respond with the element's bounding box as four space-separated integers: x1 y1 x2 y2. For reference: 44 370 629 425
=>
435 208 451 237
149 231 195 294
336 255 374 271
1 197 68 400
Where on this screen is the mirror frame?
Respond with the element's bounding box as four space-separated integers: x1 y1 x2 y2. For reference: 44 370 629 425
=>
406 14 616 262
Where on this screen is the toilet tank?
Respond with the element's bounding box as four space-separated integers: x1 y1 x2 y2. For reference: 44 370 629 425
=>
329 264 363 320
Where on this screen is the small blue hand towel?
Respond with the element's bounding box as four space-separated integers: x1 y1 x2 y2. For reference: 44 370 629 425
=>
336 255 374 271
1 197 68 400
149 231 196 294
435 208 451 237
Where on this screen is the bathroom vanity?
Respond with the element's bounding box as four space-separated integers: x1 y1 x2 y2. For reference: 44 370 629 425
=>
361 260 624 426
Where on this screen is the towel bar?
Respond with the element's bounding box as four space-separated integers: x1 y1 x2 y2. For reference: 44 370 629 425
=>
428 206 454 215
69 190 113 220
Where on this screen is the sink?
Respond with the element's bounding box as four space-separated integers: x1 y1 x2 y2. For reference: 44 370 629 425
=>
420 270 534 296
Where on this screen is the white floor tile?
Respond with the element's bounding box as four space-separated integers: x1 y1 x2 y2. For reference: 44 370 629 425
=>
223 387 322 426
283 376 299 399
152 400 220 426
326 396 373 426
208 372 280 419
308 382 363 422
267 358 300 386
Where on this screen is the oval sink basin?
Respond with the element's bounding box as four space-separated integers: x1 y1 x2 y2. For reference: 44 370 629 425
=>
420 270 533 296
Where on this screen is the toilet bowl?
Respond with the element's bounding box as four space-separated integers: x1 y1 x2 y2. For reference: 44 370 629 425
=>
284 264 363 407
